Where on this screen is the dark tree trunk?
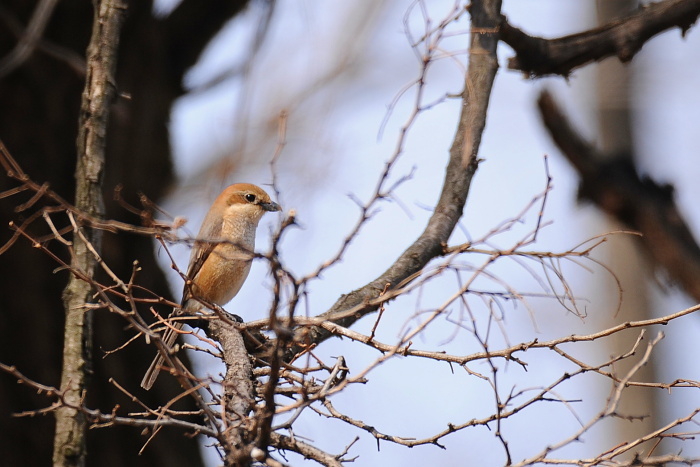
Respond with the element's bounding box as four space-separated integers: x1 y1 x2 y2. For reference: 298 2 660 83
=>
0 1 248 465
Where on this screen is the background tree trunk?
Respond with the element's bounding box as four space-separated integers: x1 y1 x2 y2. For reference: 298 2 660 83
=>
593 0 657 452
0 1 248 465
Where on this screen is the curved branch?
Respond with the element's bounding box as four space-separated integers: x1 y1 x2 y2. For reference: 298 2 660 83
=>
0 0 60 78
269 432 343 467
501 0 700 77
287 0 503 354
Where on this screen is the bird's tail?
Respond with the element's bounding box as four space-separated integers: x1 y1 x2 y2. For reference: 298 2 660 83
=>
140 320 183 390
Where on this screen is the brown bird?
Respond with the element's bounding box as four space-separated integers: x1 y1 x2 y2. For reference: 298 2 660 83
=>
141 183 281 390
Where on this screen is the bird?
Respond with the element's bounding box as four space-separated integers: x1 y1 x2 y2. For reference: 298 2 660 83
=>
141 183 281 390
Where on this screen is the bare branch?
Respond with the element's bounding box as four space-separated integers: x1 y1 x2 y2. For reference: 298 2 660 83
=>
0 0 60 78
207 318 255 465
538 90 700 302
269 432 345 467
501 0 700 77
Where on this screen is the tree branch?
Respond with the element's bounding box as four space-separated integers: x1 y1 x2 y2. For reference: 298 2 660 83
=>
538 90 700 302
207 318 255 465
501 0 700 77
0 0 60 78
269 432 344 467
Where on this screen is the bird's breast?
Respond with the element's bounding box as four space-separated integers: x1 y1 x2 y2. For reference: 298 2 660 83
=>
192 219 257 306
192 245 253 305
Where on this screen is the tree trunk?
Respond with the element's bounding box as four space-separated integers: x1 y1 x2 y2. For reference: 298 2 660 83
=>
0 1 249 465
593 0 657 454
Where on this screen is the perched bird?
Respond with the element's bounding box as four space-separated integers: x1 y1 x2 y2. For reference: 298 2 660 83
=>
141 183 281 390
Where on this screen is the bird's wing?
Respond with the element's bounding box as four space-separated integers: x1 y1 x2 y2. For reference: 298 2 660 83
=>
181 209 223 305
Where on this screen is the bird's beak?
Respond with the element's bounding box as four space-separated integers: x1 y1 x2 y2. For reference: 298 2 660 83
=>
262 201 281 212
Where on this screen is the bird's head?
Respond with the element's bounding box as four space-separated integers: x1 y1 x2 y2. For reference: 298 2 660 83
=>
218 183 281 225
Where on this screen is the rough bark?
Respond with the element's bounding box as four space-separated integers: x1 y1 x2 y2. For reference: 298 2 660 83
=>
53 1 125 465
208 319 255 465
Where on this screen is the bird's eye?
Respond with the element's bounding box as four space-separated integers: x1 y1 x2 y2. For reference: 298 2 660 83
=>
245 193 257 203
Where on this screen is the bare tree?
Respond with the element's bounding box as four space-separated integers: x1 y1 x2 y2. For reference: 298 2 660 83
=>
2 0 700 466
